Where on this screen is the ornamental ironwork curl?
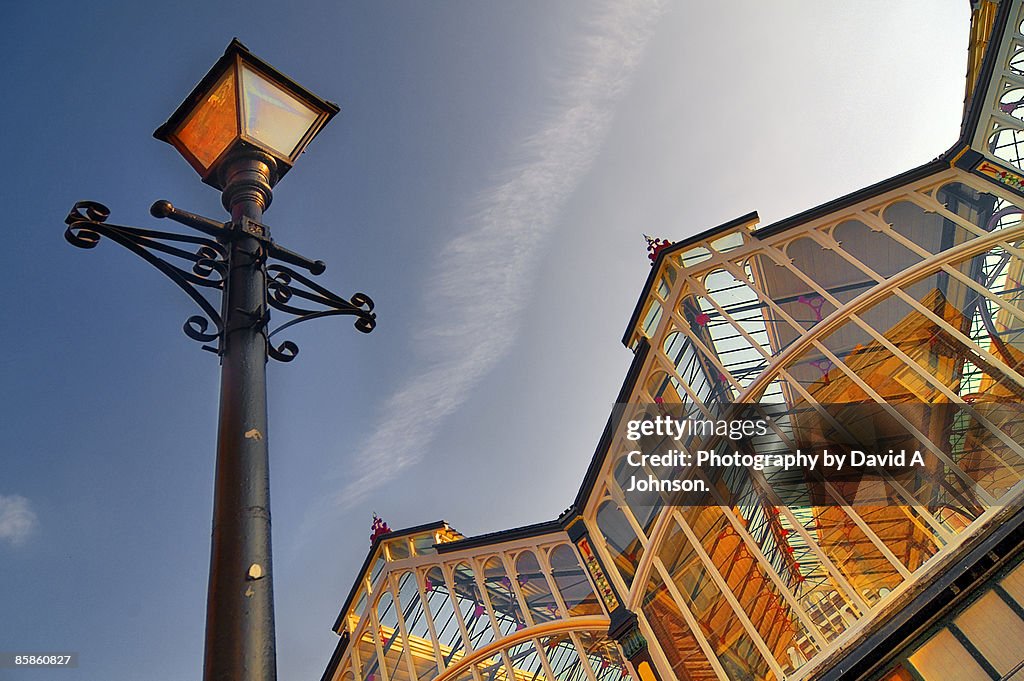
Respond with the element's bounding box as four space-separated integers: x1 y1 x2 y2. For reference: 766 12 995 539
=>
64 200 227 350
266 264 376 362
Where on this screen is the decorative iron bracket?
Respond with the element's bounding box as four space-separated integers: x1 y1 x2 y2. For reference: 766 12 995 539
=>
64 200 376 361
64 200 227 351
266 264 375 362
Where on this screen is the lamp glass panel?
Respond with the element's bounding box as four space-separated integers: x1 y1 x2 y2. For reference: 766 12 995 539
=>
239 63 320 160
175 68 239 171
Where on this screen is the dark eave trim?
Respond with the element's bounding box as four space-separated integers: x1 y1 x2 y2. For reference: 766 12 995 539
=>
435 519 565 554
959 0 1015 142
570 337 651 514
320 631 349 681
331 520 449 633
754 157 949 239
621 212 759 346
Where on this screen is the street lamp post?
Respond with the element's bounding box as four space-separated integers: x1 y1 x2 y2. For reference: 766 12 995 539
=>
64 40 374 681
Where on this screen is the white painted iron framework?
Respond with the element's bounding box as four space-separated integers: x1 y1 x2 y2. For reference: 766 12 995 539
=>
324 3 1024 681
326 524 630 681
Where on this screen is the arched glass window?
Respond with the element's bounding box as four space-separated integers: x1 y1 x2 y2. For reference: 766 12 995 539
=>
515 550 559 624
376 590 407 681
394 572 439 681
452 561 497 649
422 566 467 667
832 219 921 280
482 556 525 635
596 499 643 589
358 634 381 681
549 545 601 617
645 369 685 403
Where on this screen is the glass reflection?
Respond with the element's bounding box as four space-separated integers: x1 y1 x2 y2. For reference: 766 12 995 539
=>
176 69 238 170
240 63 320 159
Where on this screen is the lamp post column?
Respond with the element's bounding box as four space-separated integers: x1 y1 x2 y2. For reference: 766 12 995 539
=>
204 151 278 681
65 39 372 681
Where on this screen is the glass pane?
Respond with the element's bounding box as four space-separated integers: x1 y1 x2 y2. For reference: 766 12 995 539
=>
677 246 711 268
413 534 436 556
642 568 717 681
878 667 916 681
641 299 663 338
371 556 387 585
240 63 320 159
689 505 821 673
954 590 1024 679
504 639 547 681
548 545 601 617
832 219 920 279
883 201 975 256
769 237 867 331
394 572 437 681
540 633 590 681
388 540 410 561
481 556 525 635
595 500 642 588
422 567 467 668
351 585 367 632
663 332 719 409
908 628 991 681
515 551 559 624
175 68 238 171
452 562 497 649
700 268 771 389
988 127 1024 170
377 591 407 681
359 635 381 681
712 232 746 253
657 518 776 680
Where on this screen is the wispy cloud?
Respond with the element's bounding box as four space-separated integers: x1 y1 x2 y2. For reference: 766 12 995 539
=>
0 494 38 547
332 0 665 510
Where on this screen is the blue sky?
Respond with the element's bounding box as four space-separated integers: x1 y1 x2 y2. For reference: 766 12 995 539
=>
2 2 970 680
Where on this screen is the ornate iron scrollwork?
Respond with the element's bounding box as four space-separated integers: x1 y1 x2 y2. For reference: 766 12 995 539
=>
64 201 227 351
65 200 376 361
266 264 376 362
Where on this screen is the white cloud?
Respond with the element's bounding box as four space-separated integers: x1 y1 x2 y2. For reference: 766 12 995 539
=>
0 494 38 547
331 0 666 510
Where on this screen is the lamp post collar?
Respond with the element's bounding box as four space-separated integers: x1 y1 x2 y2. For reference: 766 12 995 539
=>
220 151 278 218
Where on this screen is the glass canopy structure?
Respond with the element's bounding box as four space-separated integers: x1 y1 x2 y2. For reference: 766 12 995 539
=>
323 3 1024 680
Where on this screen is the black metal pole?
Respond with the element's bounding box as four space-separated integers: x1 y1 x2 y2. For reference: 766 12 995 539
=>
204 151 278 681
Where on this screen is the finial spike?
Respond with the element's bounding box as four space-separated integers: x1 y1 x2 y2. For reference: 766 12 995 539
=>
644 234 672 265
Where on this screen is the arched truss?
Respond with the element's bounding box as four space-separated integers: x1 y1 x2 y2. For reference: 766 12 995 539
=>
591 163 1024 681
431 618 615 681
329 535 627 681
